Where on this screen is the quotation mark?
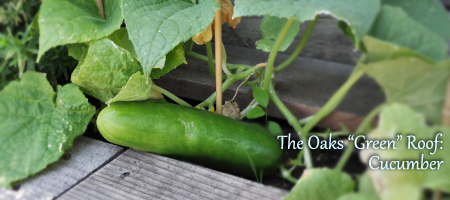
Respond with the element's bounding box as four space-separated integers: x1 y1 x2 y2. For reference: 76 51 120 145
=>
397 135 402 141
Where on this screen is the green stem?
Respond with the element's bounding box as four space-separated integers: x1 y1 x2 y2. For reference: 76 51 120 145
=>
263 17 295 92
186 51 252 70
152 85 192 107
274 16 318 74
302 67 365 137
269 82 313 169
196 67 256 108
206 42 215 79
336 105 383 170
335 104 383 170
185 39 194 53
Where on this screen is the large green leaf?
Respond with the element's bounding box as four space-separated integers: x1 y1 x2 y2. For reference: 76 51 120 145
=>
256 16 301 52
67 43 89 61
106 72 163 105
71 38 143 103
0 72 95 188
283 168 355 200
150 43 187 79
368 5 448 62
362 103 450 199
234 0 380 45
107 27 138 58
338 173 379 200
365 58 450 124
381 0 450 41
38 0 123 61
362 36 434 64
122 0 220 78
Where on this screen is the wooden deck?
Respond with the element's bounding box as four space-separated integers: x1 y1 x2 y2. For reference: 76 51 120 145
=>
0 136 288 200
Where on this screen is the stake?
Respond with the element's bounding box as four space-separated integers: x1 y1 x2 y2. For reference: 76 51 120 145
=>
95 0 106 20
214 10 223 114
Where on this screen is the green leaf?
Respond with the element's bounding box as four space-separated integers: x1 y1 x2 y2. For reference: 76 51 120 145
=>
283 168 355 200
381 0 450 41
365 58 450 124
268 121 282 135
71 38 143 103
256 16 301 52
247 106 265 119
338 173 380 200
38 0 123 61
252 85 269 108
107 27 138 58
67 43 89 61
122 0 220 78
368 5 448 62
234 0 380 45
151 43 187 79
362 36 434 64
0 72 96 188
106 72 163 105
362 103 450 199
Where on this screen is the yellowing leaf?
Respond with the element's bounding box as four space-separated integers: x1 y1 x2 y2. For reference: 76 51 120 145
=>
192 24 213 45
219 0 241 29
191 0 241 45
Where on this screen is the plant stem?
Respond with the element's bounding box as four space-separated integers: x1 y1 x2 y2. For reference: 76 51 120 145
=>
185 39 195 53
269 82 313 169
302 67 365 137
196 67 256 108
152 85 192 107
263 17 295 92
221 44 232 76
335 105 382 170
274 16 318 74
206 42 215 79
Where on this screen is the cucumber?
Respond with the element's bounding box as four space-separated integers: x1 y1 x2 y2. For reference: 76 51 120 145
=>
97 101 283 177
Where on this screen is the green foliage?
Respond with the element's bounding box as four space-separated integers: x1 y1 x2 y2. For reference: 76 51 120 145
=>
71 38 143 103
368 5 448 62
37 0 123 60
256 16 301 52
252 85 269 108
268 121 282 135
234 0 380 45
365 57 450 125
122 0 220 78
362 103 450 199
0 26 38 83
381 0 450 40
0 72 95 188
283 168 355 200
247 106 265 119
0 0 41 29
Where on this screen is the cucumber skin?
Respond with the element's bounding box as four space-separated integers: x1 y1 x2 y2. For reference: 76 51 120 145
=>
97 101 283 177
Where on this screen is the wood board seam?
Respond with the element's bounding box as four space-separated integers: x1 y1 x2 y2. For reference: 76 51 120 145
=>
127 150 283 199
54 147 128 200
115 153 248 200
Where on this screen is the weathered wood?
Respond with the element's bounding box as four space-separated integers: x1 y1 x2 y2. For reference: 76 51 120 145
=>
155 44 385 131
58 149 289 200
222 15 360 65
0 136 124 200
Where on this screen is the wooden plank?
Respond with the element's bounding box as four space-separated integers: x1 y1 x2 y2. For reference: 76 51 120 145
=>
222 15 360 65
0 136 124 200
154 44 384 132
58 149 289 200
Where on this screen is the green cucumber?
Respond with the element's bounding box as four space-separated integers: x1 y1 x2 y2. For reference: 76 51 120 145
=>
97 101 283 177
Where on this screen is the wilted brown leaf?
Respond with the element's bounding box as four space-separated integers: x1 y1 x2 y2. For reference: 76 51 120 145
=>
191 0 241 44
